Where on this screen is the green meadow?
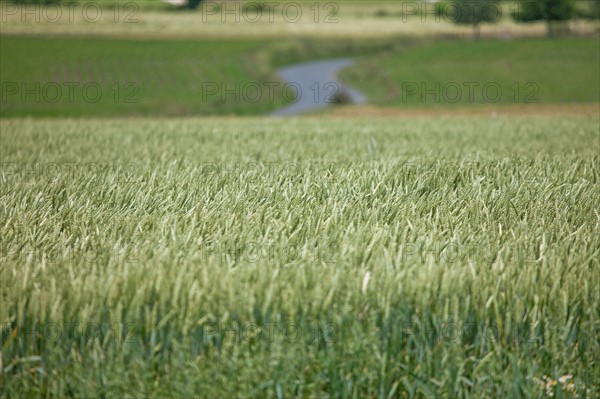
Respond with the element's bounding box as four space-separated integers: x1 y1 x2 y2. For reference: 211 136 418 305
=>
342 37 600 107
0 37 287 117
2 36 598 117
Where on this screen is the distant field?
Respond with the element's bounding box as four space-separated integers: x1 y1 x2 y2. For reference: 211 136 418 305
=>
2 36 599 117
0 36 290 117
343 37 600 107
0 35 392 118
1 115 598 397
0 1 598 39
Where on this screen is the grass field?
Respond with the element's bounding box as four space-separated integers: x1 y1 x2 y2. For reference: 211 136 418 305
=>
343 37 600 107
2 36 599 117
1 115 598 397
0 35 402 117
0 36 289 117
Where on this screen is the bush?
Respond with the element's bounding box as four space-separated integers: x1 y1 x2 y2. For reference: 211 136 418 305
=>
331 89 353 105
186 0 202 9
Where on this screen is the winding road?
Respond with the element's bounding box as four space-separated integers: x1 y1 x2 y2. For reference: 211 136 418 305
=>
271 58 366 116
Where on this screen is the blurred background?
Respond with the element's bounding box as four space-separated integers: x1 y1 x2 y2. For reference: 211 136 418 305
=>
1 0 599 117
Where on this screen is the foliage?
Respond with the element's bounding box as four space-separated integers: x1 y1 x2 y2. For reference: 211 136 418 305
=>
512 0 576 36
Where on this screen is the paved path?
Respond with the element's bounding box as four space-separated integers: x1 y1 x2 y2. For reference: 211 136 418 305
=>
271 58 366 116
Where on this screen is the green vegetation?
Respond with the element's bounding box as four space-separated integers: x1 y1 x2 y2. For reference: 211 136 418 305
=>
0 36 290 117
343 37 600 108
3 36 599 117
512 0 576 37
1 2 599 397
1 116 599 397
0 35 402 118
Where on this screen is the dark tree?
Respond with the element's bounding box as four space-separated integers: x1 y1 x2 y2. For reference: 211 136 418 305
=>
186 0 203 9
441 0 502 40
512 0 576 37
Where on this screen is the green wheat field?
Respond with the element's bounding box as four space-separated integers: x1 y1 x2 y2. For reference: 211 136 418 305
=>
1 0 600 397
1 116 598 397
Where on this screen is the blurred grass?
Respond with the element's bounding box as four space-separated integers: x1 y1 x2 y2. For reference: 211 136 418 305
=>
0 35 403 117
343 37 600 107
0 36 288 117
1 115 599 397
2 36 599 117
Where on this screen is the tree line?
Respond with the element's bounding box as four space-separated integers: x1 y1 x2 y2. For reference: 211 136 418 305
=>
440 0 599 39
6 0 600 38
